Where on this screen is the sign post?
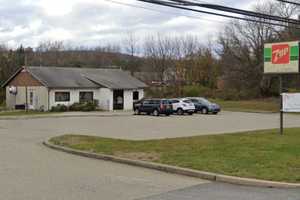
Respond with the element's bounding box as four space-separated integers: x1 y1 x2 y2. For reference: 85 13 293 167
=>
264 41 300 135
279 75 283 135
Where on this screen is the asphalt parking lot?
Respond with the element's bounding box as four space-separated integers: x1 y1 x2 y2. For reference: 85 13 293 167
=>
1 111 300 200
2 111 300 140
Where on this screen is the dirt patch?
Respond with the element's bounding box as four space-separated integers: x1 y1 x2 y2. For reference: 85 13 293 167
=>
115 152 160 162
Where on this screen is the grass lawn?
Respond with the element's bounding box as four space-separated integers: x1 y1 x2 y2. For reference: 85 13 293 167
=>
211 98 279 113
50 128 300 183
0 110 57 117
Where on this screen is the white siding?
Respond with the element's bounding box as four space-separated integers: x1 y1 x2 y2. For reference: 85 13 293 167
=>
49 88 100 109
124 90 133 110
123 89 145 110
6 86 144 111
98 88 113 111
137 89 144 100
6 86 48 111
6 87 15 109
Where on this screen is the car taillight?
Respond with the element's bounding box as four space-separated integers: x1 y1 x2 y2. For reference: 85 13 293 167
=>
160 104 164 110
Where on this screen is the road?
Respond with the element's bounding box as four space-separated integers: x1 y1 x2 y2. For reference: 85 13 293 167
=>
0 111 300 199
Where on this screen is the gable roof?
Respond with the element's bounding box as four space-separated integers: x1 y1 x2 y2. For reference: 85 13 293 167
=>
2 66 147 89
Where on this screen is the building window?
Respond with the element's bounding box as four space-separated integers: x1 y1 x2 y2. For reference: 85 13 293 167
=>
133 91 139 101
79 92 93 103
29 91 34 105
55 92 70 102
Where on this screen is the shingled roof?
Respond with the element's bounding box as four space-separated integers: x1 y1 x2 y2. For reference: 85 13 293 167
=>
3 66 147 89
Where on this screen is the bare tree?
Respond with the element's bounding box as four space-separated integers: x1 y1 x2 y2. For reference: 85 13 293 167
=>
217 0 299 98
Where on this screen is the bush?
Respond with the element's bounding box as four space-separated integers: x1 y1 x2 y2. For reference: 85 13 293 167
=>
145 84 262 101
81 102 97 112
182 85 213 98
69 103 82 111
215 89 241 101
146 85 214 98
0 101 5 111
51 101 98 112
69 101 97 112
145 86 177 98
51 104 68 112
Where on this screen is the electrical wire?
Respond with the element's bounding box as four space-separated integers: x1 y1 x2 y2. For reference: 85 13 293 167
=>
102 0 226 24
276 0 300 6
167 0 300 25
138 0 300 28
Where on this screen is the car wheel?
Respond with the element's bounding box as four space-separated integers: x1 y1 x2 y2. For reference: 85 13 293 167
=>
165 113 170 116
201 108 208 114
134 109 140 115
153 109 159 116
213 112 218 115
177 108 184 115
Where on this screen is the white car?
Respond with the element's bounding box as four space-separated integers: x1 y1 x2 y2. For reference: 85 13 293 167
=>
170 98 195 115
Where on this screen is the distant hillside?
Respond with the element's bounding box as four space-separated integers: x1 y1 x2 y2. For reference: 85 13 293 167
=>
25 50 142 70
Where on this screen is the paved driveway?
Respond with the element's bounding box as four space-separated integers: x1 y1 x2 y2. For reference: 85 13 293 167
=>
1 111 300 200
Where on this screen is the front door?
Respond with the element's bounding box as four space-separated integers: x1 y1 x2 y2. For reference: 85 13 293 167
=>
113 90 124 110
29 91 34 110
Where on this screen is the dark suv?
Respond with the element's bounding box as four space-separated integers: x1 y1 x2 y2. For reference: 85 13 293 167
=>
133 99 173 116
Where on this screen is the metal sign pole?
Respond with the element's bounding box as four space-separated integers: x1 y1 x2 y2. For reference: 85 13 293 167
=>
279 75 283 135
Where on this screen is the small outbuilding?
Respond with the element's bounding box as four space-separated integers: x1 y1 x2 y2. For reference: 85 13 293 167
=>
2 66 147 111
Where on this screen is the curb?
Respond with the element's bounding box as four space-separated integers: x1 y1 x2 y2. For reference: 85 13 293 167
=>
43 140 300 189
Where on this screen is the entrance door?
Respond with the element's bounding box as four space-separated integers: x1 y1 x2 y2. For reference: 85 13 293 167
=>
29 91 34 110
113 90 124 110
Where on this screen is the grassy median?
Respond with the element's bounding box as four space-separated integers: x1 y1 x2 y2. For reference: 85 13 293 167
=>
50 128 300 183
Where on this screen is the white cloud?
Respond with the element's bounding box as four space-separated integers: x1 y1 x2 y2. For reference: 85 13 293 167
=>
0 0 258 48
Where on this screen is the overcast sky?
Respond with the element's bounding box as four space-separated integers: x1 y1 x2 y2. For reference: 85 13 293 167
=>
0 0 261 49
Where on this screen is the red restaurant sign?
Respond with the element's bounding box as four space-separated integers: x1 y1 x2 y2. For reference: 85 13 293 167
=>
272 44 290 64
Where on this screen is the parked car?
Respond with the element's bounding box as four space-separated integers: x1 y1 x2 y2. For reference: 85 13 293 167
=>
133 99 173 116
186 97 221 114
169 98 195 115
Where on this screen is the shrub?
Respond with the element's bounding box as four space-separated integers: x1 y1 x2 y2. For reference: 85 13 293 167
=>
69 103 82 111
69 101 97 112
51 104 68 112
0 101 6 111
217 89 240 100
81 102 97 112
182 85 213 98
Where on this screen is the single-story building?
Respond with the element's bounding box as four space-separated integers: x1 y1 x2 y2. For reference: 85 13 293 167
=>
2 66 147 111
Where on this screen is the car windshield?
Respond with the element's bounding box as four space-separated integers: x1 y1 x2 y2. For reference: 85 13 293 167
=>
200 98 211 104
162 100 170 104
183 100 192 103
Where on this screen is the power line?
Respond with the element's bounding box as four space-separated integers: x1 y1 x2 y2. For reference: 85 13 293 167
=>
276 0 300 6
138 0 300 28
102 0 226 24
167 0 300 25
